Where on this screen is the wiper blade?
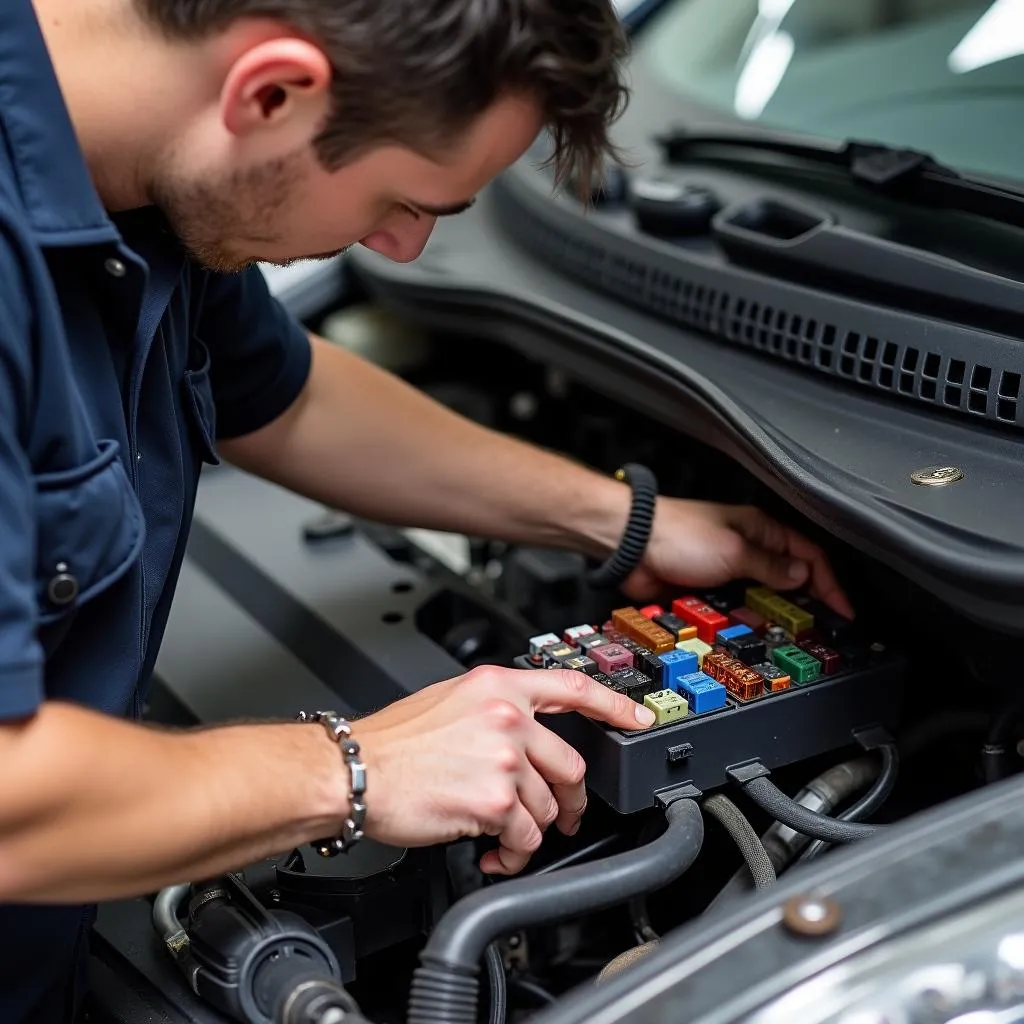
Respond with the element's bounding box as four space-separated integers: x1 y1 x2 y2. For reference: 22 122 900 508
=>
655 125 1024 230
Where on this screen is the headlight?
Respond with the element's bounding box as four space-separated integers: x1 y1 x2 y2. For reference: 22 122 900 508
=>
748 887 1024 1024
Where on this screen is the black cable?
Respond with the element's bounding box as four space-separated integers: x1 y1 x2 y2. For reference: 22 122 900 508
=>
532 835 621 875
627 816 665 943
799 744 900 862
702 794 775 889
510 976 556 1006
484 943 507 1024
407 799 703 1024
739 773 882 844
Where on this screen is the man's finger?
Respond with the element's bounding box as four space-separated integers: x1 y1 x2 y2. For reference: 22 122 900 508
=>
782 528 855 619
479 801 543 875
525 670 656 729
525 720 587 835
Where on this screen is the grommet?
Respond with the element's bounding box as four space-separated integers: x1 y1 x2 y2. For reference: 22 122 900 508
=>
782 894 842 937
104 257 127 278
47 562 79 607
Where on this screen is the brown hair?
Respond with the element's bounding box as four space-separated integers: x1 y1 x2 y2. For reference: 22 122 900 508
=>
135 0 630 190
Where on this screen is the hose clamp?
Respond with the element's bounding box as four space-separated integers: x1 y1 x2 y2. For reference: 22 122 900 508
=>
298 711 367 856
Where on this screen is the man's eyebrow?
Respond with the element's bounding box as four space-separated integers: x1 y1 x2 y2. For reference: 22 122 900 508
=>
411 197 477 218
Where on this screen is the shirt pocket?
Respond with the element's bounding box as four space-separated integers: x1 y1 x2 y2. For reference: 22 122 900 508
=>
33 438 145 654
182 336 221 466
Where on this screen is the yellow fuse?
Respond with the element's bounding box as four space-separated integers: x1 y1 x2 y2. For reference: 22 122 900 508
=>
677 637 712 667
767 598 813 637
677 625 699 642
643 689 688 726
745 586 778 620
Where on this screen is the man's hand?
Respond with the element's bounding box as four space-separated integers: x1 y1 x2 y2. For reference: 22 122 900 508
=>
354 667 654 875
622 499 854 618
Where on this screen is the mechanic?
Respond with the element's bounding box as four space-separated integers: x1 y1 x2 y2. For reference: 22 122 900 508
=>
0 0 854 1019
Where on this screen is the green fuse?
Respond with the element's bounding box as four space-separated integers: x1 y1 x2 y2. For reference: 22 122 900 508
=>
771 644 821 685
643 689 688 726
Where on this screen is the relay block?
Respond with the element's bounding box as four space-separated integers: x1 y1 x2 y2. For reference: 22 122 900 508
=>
516 585 907 814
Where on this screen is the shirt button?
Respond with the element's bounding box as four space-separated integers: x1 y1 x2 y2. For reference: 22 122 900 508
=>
104 257 127 278
47 562 79 607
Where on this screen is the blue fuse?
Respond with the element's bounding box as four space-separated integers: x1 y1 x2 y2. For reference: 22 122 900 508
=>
716 623 753 646
658 648 699 690
679 671 728 714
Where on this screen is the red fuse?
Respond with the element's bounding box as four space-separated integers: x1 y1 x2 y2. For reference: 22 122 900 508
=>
672 596 730 644
797 639 841 675
640 604 665 620
730 607 767 635
591 643 634 676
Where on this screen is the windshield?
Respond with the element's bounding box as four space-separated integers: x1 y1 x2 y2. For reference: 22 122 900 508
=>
635 0 1024 183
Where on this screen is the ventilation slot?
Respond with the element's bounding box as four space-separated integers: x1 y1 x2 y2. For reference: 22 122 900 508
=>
492 184 1024 432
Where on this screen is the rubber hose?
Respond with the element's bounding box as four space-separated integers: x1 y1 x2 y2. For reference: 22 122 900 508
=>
709 757 877 911
702 794 775 889
484 943 506 1024
742 776 881 843
407 799 703 1024
152 884 191 960
800 744 899 862
596 941 660 985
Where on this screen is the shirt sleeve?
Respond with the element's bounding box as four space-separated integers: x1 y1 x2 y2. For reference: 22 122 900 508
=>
0 239 44 719
197 265 313 440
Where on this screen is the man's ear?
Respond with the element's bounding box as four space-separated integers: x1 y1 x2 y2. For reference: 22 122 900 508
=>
220 37 331 139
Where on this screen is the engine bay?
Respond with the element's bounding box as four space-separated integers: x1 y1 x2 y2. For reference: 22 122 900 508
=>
85 324 1024 1024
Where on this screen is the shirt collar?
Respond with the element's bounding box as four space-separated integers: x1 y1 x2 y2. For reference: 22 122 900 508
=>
0 0 120 247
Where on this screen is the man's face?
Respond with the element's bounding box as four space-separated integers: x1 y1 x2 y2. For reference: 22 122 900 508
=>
148 93 543 274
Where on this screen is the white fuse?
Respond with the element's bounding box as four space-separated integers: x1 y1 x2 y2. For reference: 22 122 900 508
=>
528 632 562 655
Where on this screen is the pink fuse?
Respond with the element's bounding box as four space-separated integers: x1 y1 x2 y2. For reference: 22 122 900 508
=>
591 643 634 676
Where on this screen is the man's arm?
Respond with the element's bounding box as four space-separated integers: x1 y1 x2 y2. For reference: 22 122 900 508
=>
0 706 350 903
220 333 631 558
221 334 852 614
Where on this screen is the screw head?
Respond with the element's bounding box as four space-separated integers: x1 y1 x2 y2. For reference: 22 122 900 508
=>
911 465 964 486
782 894 842 937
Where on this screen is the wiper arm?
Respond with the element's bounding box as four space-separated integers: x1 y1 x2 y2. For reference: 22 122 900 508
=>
655 125 1024 230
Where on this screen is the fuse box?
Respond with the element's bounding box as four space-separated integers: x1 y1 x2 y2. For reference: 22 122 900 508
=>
516 586 906 813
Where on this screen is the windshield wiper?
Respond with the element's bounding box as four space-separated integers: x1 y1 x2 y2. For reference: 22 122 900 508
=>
655 125 1024 230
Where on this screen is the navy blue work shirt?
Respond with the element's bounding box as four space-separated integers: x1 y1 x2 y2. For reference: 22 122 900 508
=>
0 3 313 1019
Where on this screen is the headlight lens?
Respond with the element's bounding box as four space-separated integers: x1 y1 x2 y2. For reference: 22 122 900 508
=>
747 887 1024 1024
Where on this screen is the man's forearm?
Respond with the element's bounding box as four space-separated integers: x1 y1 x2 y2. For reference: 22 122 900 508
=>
0 702 348 903
221 335 632 557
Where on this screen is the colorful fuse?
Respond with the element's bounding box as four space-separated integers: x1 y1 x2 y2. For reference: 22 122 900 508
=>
578 633 611 652
797 639 841 675
745 588 814 638
640 604 665 620
726 633 768 666
609 668 659 703
529 632 562 655
677 637 712 667
754 662 791 691
678 672 728 714
563 623 596 644
716 623 753 645
672 596 730 644
658 649 699 690
542 643 577 666
561 654 599 675
772 644 821 685
643 689 688 726
591 643 635 676
653 612 692 640
730 607 767 634
612 607 677 654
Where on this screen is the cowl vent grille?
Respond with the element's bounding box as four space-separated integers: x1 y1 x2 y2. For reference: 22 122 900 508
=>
493 175 1023 431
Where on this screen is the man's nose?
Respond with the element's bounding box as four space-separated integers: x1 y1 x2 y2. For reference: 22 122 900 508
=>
359 215 437 263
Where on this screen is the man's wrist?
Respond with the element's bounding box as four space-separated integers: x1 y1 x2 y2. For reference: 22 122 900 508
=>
560 470 634 560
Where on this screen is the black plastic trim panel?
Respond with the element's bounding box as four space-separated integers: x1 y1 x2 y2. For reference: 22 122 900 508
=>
347 196 1024 634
